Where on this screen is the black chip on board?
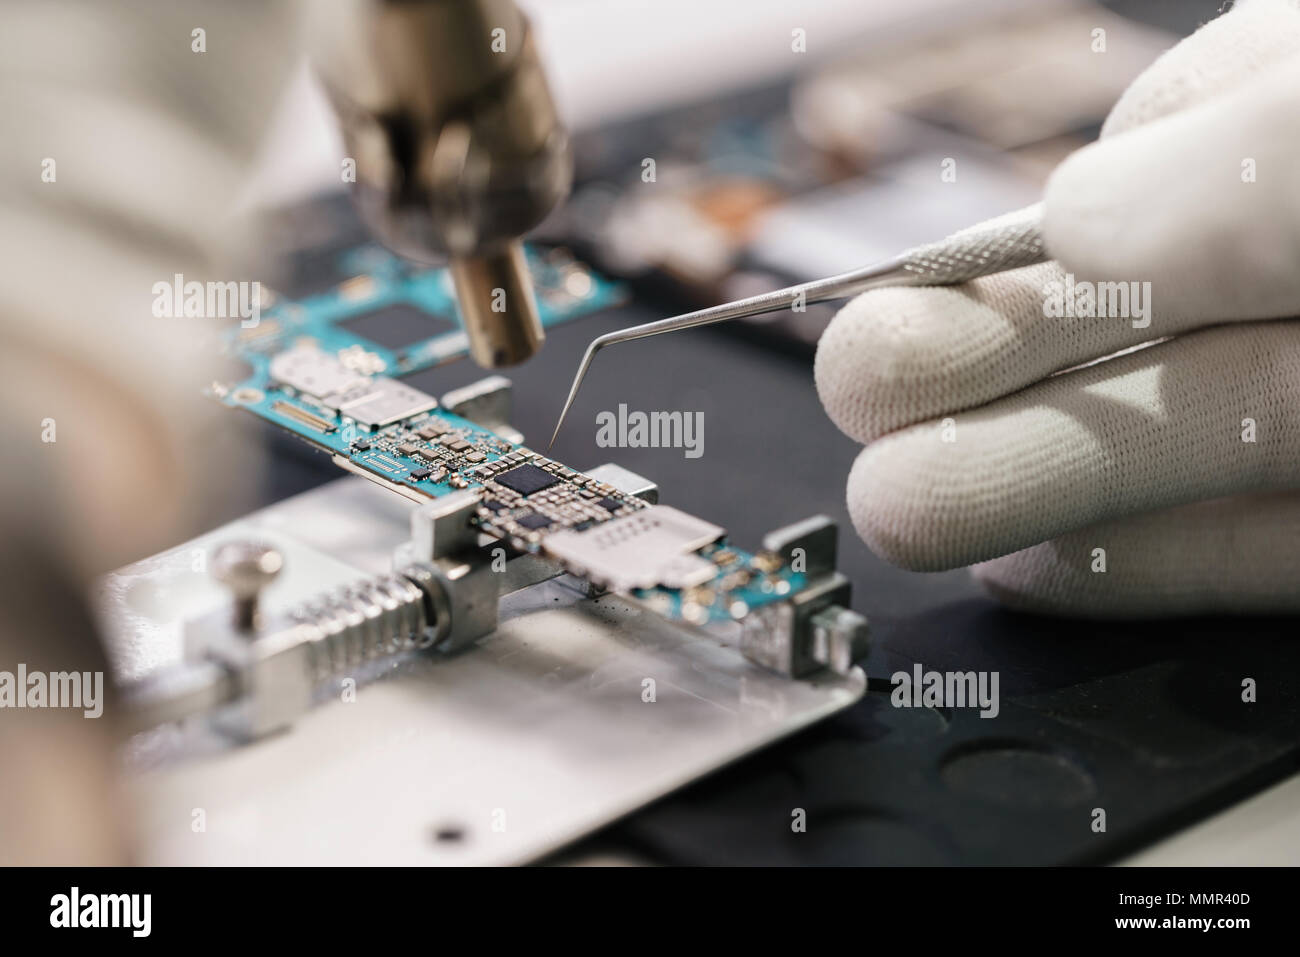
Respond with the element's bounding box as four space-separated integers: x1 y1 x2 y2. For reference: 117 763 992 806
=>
516 512 552 529
338 301 456 349
495 463 559 497
409 468 432 480
482 500 506 512
596 497 622 512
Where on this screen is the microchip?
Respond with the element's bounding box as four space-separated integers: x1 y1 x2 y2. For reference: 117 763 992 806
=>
352 440 371 451
409 468 432 480
495 463 560 497
516 512 552 530
397 442 419 456
596 497 622 512
482 499 506 512
338 301 457 349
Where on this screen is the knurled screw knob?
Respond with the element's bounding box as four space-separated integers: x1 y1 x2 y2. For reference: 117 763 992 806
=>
211 541 283 634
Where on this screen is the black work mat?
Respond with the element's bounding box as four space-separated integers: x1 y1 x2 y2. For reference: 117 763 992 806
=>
605 616 1300 865
516 308 1299 865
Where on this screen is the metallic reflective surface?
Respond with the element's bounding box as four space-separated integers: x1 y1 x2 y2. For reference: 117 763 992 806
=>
314 0 571 369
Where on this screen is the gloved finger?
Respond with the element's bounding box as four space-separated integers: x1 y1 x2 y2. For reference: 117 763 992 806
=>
844 319 1300 571
1099 0 1300 139
1045 57 1300 323
818 0 1300 448
817 263 1054 444
817 258 1188 445
971 491 1300 618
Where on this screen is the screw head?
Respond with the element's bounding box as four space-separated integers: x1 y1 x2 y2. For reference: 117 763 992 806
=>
211 541 283 600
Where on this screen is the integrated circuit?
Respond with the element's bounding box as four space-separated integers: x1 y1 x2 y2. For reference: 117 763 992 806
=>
466 451 648 548
494 463 560 497
338 301 458 348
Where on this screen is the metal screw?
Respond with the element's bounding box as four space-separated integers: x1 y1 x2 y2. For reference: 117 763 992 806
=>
211 541 283 633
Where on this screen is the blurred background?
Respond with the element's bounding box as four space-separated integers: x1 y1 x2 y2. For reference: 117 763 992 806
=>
252 0 1211 348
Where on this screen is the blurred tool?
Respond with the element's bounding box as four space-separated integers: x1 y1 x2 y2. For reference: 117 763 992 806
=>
550 202 1047 446
313 0 571 368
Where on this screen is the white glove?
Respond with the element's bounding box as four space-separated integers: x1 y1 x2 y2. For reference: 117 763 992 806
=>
815 0 1300 617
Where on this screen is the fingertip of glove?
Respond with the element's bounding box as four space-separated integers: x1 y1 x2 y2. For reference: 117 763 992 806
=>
845 438 963 572
845 419 1061 574
816 285 982 445
815 290 904 444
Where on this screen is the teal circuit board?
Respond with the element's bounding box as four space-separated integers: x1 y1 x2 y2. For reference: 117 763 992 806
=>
224 243 624 378
211 242 807 625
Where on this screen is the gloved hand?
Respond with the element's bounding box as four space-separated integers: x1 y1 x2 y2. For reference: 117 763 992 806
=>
815 0 1300 617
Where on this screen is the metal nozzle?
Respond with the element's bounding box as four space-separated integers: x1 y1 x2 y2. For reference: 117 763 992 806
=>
450 243 545 368
312 0 570 370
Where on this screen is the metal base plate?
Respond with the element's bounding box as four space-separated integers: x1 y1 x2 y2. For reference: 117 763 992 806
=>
95 477 864 865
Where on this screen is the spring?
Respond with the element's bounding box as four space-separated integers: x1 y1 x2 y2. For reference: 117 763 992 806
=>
290 572 432 681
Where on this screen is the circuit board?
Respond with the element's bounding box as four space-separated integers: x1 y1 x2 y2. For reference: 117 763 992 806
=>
211 243 807 625
228 243 624 376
